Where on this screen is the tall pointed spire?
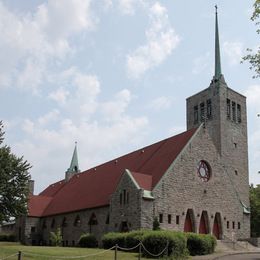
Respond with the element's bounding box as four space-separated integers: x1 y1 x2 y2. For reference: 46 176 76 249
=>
214 5 222 80
65 142 80 181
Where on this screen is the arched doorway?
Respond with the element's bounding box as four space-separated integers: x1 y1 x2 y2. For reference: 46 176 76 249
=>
184 209 195 232
212 212 222 239
199 211 209 234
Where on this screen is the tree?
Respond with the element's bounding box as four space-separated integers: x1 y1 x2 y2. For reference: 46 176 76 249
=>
249 184 260 237
0 121 31 223
242 0 260 78
50 228 63 246
152 217 160 230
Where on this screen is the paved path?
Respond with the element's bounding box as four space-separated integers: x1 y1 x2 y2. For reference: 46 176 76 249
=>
192 252 260 260
215 253 260 259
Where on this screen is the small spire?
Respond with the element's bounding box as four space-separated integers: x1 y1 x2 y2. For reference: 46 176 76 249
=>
65 142 80 181
214 5 222 80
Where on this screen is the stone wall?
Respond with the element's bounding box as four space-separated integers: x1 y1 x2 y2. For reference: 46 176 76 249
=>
109 170 142 232
40 206 109 246
152 126 250 239
15 216 41 245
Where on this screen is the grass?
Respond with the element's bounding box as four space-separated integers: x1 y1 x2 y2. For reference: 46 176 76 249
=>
0 242 139 260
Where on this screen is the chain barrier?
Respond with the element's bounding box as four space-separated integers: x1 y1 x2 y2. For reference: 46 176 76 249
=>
140 240 169 258
117 242 141 251
0 253 18 260
5 240 170 259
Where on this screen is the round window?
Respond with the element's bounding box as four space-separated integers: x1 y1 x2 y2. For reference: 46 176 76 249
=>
197 160 211 182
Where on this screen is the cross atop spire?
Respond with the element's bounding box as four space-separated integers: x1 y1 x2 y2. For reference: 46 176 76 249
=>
214 5 222 80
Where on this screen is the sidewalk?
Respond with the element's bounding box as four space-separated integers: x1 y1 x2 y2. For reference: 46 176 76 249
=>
192 251 260 260
192 240 260 260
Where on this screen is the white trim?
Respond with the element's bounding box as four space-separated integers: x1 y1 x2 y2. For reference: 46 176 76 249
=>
143 190 154 199
125 169 140 189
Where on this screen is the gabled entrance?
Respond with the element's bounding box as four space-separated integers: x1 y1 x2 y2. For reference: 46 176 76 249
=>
199 211 209 234
212 212 222 239
184 209 195 232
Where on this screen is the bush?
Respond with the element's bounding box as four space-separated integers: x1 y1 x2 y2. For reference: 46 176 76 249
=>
152 217 160 230
186 233 216 256
142 230 188 259
50 228 62 246
0 234 16 242
125 230 146 251
78 233 98 248
102 232 127 249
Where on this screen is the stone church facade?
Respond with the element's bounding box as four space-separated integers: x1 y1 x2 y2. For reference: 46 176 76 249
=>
16 9 250 246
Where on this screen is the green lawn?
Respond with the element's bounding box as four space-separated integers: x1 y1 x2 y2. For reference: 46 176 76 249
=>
0 242 139 260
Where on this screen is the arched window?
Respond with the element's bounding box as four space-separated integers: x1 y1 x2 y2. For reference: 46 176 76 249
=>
88 213 98 234
51 218 55 229
62 217 68 227
105 214 110 224
88 213 98 225
74 215 81 227
42 219 47 229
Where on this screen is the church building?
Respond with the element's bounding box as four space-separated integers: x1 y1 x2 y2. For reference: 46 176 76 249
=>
16 8 250 246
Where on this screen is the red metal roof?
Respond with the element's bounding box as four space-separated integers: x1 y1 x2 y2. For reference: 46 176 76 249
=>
28 195 53 217
131 172 153 191
29 128 197 217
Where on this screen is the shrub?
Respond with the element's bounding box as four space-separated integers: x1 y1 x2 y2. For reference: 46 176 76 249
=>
78 233 98 248
50 228 62 246
102 232 127 249
142 230 187 259
125 230 146 251
0 234 16 242
152 217 160 230
186 233 216 256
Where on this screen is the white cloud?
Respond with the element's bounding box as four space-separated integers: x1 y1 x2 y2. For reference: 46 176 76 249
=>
11 69 149 192
101 89 132 120
126 2 180 78
49 88 70 104
168 125 185 136
0 0 97 92
245 84 260 185
38 110 60 126
244 85 260 107
118 0 137 15
223 41 244 65
51 70 101 118
192 52 211 75
150 96 172 111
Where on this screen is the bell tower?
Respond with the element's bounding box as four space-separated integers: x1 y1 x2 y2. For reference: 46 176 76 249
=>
65 142 80 181
186 6 249 227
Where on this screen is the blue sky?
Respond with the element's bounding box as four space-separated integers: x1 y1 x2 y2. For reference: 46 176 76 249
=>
1 0 259 193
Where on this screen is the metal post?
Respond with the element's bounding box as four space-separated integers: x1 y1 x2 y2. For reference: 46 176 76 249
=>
138 242 141 260
18 251 22 260
115 244 118 260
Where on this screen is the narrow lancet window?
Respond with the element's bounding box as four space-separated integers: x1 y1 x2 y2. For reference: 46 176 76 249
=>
207 99 212 119
232 102 236 122
237 104 241 123
194 105 198 124
200 102 205 122
227 99 231 119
